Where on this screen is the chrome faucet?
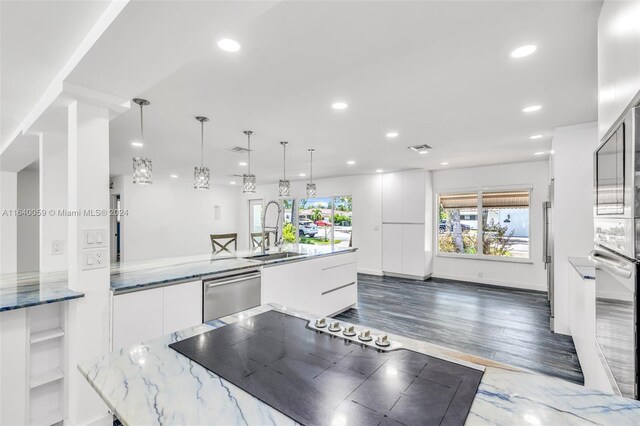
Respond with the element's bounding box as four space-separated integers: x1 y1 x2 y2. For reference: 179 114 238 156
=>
261 200 282 254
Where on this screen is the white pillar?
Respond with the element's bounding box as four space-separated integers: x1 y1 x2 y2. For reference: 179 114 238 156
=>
0 171 18 274
65 100 111 425
39 131 69 272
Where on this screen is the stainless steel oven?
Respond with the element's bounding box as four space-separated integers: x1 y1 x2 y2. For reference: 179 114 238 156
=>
589 248 638 399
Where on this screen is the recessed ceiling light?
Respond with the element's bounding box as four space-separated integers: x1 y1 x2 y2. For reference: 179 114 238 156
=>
386 132 399 138
419 150 429 154
131 142 143 147
522 105 542 113
347 160 356 165
534 151 545 155
230 181 236 185
376 169 384 173
217 38 241 52
299 173 306 177
239 162 247 166
332 102 348 110
510 44 537 58
529 134 543 140
170 174 178 178
440 162 449 165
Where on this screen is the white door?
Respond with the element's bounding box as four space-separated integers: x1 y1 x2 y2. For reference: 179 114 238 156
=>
382 224 403 274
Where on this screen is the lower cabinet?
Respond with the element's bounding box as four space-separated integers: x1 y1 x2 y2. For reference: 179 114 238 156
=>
382 223 426 277
111 280 202 351
262 252 358 317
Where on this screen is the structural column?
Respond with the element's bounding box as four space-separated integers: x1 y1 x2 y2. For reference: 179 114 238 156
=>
65 100 111 425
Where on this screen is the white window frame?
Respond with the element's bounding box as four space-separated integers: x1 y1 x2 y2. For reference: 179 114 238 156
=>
436 187 532 264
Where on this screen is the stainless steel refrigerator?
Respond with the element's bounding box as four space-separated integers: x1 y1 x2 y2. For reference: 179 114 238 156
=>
543 179 554 331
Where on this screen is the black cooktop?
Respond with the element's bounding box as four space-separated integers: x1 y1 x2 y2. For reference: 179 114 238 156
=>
170 311 483 426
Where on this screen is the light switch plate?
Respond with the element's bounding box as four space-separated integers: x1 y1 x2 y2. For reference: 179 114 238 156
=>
82 249 108 270
82 228 107 249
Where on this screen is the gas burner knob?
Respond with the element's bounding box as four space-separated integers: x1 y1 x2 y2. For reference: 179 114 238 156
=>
358 329 373 342
328 321 341 332
343 325 356 337
375 334 390 347
315 318 327 328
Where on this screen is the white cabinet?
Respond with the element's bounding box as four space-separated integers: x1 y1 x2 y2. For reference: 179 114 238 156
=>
382 224 403 274
163 280 203 335
382 171 426 223
598 0 640 139
112 280 203 351
262 253 358 317
382 223 426 278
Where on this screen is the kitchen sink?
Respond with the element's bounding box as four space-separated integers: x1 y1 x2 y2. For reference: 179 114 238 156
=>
243 252 304 261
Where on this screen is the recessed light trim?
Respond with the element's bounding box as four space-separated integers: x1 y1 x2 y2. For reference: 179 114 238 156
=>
217 38 241 52
332 102 348 110
440 162 449 165
534 151 545 156
131 142 143 147
376 169 384 173
419 151 429 154
347 160 356 165
230 181 236 185
299 173 306 177
239 162 247 166
386 132 399 138
510 44 537 58
170 174 178 178
522 105 542 113
529 134 543 140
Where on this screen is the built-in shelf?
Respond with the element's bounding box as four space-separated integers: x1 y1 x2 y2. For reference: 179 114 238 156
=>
30 368 64 389
30 328 64 344
31 408 63 426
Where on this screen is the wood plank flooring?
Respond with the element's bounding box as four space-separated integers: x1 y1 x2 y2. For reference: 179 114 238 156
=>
334 274 584 385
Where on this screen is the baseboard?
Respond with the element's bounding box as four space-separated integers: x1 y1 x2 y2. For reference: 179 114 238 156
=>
357 268 383 276
383 272 432 281
431 273 546 293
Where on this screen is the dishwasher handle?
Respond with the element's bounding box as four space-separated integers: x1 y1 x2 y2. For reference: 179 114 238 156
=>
206 272 262 288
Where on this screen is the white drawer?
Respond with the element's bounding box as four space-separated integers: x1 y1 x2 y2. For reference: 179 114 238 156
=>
321 283 357 316
321 263 357 293
321 252 356 270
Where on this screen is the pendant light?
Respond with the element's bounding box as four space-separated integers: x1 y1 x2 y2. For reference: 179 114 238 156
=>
132 98 152 185
306 148 316 197
194 116 210 190
242 130 256 193
279 141 290 197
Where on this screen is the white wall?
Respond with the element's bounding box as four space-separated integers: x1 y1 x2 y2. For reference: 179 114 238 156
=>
240 174 384 275
432 161 549 291
552 122 598 335
115 175 241 261
16 168 39 272
0 172 18 274
598 0 640 139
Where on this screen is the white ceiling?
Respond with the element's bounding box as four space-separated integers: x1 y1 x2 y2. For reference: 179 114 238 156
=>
3 1 603 184
0 0 111 146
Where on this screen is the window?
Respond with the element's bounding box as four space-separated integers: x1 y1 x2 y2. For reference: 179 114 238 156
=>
438 190 530 259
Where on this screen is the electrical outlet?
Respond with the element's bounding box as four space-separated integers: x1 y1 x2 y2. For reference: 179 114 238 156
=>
51 240 64 255
82 249 108 270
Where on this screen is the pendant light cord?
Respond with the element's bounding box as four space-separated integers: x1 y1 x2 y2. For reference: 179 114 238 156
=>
247 133 252 174
310 150 313 183
139 103 145 156
200 120 204 167
283 143 286 180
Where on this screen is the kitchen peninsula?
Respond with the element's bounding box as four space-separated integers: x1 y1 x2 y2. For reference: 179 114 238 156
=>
80 304 640 426
109 246 358 350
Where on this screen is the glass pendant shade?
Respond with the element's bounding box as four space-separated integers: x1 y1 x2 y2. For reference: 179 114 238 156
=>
132 157 152 185
194 166 210 190
279 179 291 197
306 182 316 198
132 98 152 184
243 174 256 193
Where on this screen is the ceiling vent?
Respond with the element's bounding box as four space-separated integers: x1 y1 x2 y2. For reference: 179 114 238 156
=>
230 146 251 153
408 144 432 152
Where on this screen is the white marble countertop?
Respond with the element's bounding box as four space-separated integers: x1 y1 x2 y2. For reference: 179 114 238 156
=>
79 304 640 426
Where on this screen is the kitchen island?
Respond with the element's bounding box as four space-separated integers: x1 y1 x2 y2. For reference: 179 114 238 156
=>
80 304 640 426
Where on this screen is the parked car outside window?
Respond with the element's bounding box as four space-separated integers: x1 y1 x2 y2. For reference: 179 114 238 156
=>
299 220 318 237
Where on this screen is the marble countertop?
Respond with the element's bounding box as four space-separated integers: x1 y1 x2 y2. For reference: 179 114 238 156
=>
569 256 595 280
110 245 356 294
0 270 84 312
79 304 640 426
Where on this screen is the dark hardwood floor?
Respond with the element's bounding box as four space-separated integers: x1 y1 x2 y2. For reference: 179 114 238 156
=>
334 274 584 385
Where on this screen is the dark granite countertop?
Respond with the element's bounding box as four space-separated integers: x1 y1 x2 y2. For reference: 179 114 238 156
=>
0 270 84 312
110 245 356 294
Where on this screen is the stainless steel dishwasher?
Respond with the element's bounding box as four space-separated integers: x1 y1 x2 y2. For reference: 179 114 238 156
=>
203 269 261 321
